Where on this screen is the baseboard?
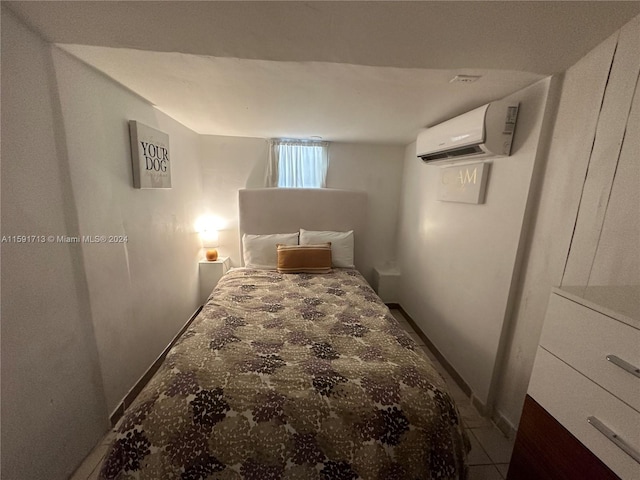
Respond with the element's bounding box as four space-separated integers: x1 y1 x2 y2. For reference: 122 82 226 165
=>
109 305 203 426
395 305 473 399
493 408 518 439
471 394 489 417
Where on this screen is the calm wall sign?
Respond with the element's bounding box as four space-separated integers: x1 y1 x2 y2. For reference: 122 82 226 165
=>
129 121 171 189
437 162 489 204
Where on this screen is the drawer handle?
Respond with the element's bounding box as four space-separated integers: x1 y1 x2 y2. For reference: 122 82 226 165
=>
606 355 640 378
588 416 640 464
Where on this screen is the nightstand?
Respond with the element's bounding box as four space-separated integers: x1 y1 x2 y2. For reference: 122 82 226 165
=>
199 257 230 304
372 266 400 303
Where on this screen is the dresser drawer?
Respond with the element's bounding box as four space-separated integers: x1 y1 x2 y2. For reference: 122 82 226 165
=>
529 347 640 479
540 293 640 411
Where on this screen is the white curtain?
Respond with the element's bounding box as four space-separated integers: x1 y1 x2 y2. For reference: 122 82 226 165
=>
265 139 329 188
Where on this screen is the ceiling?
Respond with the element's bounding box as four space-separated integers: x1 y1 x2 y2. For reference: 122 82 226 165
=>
6 1 640 144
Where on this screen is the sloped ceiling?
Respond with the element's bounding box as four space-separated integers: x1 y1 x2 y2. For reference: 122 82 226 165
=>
6 1 640 143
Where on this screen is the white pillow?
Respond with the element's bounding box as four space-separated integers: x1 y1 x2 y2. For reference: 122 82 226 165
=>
299 229 354 268
243 233 299 269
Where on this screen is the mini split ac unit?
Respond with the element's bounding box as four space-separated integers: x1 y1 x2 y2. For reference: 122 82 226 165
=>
416 99 519 164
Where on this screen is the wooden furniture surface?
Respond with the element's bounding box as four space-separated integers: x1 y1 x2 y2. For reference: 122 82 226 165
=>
508 395 619 480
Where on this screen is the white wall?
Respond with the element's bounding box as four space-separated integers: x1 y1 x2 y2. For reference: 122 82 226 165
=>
494 15 640 429
2 13 404 476
200 137 405 283
1 10 205 479
560 15 640 288
51 48 204 413
326 142 405 282
1 9 109 479
396 78 554 407
199 135 268 264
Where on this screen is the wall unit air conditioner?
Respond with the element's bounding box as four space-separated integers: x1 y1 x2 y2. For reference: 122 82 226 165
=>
416 99 519 164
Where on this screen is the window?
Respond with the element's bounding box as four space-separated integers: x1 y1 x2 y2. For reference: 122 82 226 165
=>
265 139 329 188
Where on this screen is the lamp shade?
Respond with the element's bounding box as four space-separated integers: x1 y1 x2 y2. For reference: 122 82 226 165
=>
200 229 219 248
196 215 222 261
195 215 220 247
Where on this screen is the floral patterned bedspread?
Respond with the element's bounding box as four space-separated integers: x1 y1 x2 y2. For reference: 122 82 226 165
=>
99 268 468 480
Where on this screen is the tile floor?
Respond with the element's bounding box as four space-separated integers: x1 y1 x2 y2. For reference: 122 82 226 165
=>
70 309 514 480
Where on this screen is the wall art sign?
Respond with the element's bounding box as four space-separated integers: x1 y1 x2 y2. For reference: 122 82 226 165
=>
129 120 171 189
437 162 489 204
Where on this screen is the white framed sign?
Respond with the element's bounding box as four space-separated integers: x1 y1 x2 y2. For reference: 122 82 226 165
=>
129 121 171 189
437 162 489 204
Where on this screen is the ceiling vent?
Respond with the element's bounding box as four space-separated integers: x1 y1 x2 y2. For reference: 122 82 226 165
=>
449 75 482 83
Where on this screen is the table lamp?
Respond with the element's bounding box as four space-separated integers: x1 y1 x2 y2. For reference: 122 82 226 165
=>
202 229 219 261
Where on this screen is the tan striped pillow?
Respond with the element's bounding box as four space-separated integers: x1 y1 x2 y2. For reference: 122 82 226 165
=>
277 243 332 274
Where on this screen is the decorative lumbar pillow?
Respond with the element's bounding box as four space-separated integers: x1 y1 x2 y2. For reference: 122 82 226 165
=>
243 232 299 269
277 243 332 274
299 229 354 268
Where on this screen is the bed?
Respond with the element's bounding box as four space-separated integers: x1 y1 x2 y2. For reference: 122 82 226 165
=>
98 189 469 480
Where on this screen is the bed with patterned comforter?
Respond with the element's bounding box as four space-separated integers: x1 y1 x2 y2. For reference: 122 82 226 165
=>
99 268 468 480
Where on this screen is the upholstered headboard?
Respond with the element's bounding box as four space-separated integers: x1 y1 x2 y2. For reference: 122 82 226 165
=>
238 188 368 271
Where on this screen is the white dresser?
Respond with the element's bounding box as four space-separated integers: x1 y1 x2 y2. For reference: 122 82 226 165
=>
522 287 640 479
